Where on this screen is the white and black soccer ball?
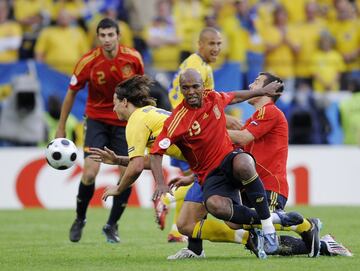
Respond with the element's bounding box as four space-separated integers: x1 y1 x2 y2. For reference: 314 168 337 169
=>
45 138 78 170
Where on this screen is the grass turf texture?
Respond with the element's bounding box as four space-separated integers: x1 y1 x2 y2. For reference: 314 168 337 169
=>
0 206 358 271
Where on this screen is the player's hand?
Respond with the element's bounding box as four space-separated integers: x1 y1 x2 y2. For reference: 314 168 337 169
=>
88 147 118 165
262 81 284 96
169 175 195 190
152 183 172 201
102 185 121 201
225 114 243 130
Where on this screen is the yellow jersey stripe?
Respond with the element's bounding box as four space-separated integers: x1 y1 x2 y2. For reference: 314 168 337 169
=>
74 49 100 76
120 47 144 66
259 106 266 120
168 107 188 137
169 107 186 135
168 107 187 134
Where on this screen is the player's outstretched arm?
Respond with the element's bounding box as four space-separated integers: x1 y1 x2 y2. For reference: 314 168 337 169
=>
228 129 255 146
230 81 283 104
150 154 171 200
55 89 77 138
102 156 144 201
88 147 130 166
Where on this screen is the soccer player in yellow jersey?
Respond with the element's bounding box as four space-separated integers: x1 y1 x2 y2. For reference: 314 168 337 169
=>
89 75 184 200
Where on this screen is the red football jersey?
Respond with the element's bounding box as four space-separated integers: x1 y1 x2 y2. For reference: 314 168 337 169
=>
69 45 144 126
243 102 289 198
151 90 236 185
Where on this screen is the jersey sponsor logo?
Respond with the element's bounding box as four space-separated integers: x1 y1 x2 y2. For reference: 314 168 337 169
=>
213 104 221 120
250 120 258 126
122 64 133 78
159 138 171 149
128 146 135 153
70 75 78 86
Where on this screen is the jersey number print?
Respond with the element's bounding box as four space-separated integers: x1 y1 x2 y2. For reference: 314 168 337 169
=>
97 71 106 85
188 121 201 136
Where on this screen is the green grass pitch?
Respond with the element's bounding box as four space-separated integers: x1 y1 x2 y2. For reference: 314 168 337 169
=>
0 206 358 271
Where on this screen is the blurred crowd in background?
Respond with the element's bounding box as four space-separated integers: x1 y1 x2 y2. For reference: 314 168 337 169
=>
0 0 359 147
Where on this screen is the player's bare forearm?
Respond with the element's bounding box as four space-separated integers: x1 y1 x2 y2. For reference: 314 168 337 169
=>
102 162 142 201
150 154 165 185
88 147 130 166
150 154 168 200
116 160 143 194
228 129 254 146
56 89 77 137
230 81 283 104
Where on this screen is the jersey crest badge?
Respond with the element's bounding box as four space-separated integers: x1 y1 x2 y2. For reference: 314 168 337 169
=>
159 138 171 149
213 105 221 120
122 64 133 79
203 113 209 120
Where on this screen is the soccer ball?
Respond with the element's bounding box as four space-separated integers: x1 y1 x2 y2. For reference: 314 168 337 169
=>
45 138 78 170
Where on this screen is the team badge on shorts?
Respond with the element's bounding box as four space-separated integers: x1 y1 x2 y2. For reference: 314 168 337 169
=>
159 138 171 149
213 104 221 120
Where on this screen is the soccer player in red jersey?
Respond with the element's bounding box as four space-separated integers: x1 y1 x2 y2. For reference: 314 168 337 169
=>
55 18 144 243
229 72 322 257
150 68 283 257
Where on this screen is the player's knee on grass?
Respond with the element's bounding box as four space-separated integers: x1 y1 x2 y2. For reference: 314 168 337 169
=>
232 153 257 186
205 196 232 221
176 219 196 237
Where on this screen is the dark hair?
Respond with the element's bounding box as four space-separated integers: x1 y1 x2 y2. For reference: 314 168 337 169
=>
259 72 284 102
96 18 119 35
115 75 157 107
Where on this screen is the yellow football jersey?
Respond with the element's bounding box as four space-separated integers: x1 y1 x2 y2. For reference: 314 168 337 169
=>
126 105 184 160
35 26 89 75
0 21 22 63
168 53 214 108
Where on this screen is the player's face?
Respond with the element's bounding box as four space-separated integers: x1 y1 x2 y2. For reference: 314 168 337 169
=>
199 32 222 63
113 93 127 120
248 74 267 105
180 75 204 108
97 27 119 52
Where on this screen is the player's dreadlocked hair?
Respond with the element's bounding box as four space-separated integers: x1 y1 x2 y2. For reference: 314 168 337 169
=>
115 75 157 107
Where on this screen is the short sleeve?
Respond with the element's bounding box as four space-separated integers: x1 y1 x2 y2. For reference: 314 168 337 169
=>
126 119 151 159
246 106 278 139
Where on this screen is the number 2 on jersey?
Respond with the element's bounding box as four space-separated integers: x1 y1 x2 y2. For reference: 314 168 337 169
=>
97 71 106 85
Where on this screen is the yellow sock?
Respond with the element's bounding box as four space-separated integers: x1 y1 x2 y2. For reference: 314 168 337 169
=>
161 194 171 206
192 219 249 244
242 220 312 234
171 185 192 229
292 218 312 234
